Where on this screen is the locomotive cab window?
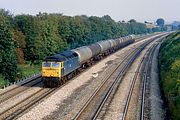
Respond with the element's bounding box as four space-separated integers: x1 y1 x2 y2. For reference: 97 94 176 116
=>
43 62 51 67
52 62 60 68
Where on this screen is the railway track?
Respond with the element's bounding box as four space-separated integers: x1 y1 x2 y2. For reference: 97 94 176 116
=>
0 73 84 120
72 35 162 120
140 40 159 120
0 87 58 120
121 41 159 120
0 75 42 104
122 35 168 120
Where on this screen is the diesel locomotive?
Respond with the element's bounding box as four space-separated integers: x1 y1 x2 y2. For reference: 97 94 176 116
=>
42 35 135 87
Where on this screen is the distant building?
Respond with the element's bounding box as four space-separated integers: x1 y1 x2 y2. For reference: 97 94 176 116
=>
145 22 160 32
172 21 180 30
145 23 157 29
166 24 173 31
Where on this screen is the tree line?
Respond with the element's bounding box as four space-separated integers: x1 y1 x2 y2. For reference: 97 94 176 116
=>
0 9 151 82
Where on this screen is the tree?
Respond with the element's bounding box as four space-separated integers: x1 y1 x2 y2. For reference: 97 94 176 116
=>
156 18 165 27
128 19 136 23
13 30 26 64
0 10 17 82
14 15 38 65
122 20 125 23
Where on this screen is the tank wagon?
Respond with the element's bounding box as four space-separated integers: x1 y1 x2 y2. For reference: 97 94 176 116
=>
42 35 135 87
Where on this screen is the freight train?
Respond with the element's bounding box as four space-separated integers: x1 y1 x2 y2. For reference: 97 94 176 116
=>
42 35 135 87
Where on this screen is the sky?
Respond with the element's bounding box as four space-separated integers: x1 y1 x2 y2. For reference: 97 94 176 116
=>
0 0 180 23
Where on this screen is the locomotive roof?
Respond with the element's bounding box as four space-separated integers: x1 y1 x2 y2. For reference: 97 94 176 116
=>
61 50 78 58
45 50 78 62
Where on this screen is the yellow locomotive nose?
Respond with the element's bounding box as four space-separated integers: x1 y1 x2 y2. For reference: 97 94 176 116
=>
42 62 61 78
42 68 60 77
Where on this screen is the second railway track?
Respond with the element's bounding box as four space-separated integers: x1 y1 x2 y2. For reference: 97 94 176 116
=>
121 40 159 120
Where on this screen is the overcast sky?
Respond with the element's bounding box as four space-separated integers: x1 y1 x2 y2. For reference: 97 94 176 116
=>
1 0 179 23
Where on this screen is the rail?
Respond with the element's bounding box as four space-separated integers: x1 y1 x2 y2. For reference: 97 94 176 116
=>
121 42 157 120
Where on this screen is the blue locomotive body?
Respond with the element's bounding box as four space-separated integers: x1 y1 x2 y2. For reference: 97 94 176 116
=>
61 51 79 77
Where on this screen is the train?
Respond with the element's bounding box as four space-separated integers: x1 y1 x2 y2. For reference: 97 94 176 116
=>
42 35 135 87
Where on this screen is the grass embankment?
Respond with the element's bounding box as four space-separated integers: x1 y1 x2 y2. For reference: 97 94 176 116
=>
16 64 41 79
0 64 41 88
159 31 180 120
0 74 9 88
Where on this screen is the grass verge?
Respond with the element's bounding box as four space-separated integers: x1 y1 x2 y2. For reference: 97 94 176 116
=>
0 64 41 88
